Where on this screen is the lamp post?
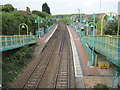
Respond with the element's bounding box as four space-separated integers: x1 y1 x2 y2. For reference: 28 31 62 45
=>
46 17 48 27
91 13 96 65
79 5 84 37
45 17 48 34
101 12 119 36
80 14 83 37
84 22 89 35
89 22 98 35
76 19 79 32
84 14 96 65
19 23 28 35
35 16 41 38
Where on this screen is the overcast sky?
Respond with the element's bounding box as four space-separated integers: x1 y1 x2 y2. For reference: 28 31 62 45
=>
0 0 119 15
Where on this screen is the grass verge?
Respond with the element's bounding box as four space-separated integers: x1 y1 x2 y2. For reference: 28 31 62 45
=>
2 45 36 88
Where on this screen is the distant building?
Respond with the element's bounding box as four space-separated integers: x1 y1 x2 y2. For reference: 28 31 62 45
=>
14 8 17 11
70 13 105 21
82 13 105 20
71 15 78 20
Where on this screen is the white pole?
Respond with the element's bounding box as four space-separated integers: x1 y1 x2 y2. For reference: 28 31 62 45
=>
100 0 101 14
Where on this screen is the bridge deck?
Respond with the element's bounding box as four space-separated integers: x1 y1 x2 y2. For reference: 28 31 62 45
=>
0 35 38 52
0 24 55 52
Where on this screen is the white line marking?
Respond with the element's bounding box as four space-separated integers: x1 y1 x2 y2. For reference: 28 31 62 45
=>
44 24 58 43
67 26 83 77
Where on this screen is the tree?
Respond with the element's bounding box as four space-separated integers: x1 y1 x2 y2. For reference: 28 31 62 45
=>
2 11 37 35
104 19 118 35
32 10 45 18
88 16 100 23
2 4 14 12
32 10 50 18
42 3 51 15
26 7 30 12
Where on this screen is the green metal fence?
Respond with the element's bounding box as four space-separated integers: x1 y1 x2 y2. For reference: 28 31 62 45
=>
0 35 38 52
1 24 56 52
82 35 120 67
71 25 120 67
45 24 55 33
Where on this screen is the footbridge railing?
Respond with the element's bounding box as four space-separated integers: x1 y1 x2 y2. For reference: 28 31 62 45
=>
71 25 120 67
81 35 120 67
1 23 56 52
0 35 38 52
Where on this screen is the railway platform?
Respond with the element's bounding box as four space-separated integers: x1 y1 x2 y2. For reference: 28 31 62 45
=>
67 25 115 88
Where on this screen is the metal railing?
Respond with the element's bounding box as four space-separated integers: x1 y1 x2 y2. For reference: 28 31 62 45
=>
81 35 120 67
70 25 120 67
1 23 56 52
45 23 55 33
0 35 38 52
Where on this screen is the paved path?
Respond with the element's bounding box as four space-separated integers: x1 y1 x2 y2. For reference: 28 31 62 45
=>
67 26 99 76
38 25 58 45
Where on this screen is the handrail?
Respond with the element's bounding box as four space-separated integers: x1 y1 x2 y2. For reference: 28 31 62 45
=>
70 25 120 67
81 35 120 38
0 35 38 52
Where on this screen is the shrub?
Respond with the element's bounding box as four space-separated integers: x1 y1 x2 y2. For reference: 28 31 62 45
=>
2 45 36 87
2 4 14 12
94 83 109 88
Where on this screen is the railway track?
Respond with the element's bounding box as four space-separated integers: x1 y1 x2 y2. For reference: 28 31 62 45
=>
17 23 74 89
53 26 71 88
21 25 61 89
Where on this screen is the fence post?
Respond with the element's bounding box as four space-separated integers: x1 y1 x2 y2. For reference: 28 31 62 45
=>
112 40 114 58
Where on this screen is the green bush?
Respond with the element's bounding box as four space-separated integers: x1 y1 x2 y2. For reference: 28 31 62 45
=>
32 10 50 18
2 4 14 12
59 17 72 25
2 10 55 35
32 10 46 18
104 20 119 35
1 3 56 35
94 84 109 88
2 11 38 35
2 45 36 87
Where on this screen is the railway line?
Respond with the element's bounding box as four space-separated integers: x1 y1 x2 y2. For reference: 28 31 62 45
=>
18 23 75 89
53 25 70 88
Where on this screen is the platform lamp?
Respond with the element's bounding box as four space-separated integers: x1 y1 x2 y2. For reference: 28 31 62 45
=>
85 13 96 65
89 22 96 65
76 20 79 33
19 23 28 35
101 12 119 36
90 24 94 28
107 13 114 20
84 22 89 35
35 16 41 38
81 26 85 35
21 25 25 29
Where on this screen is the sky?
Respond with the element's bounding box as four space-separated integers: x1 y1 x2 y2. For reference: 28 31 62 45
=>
0 0 119 15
